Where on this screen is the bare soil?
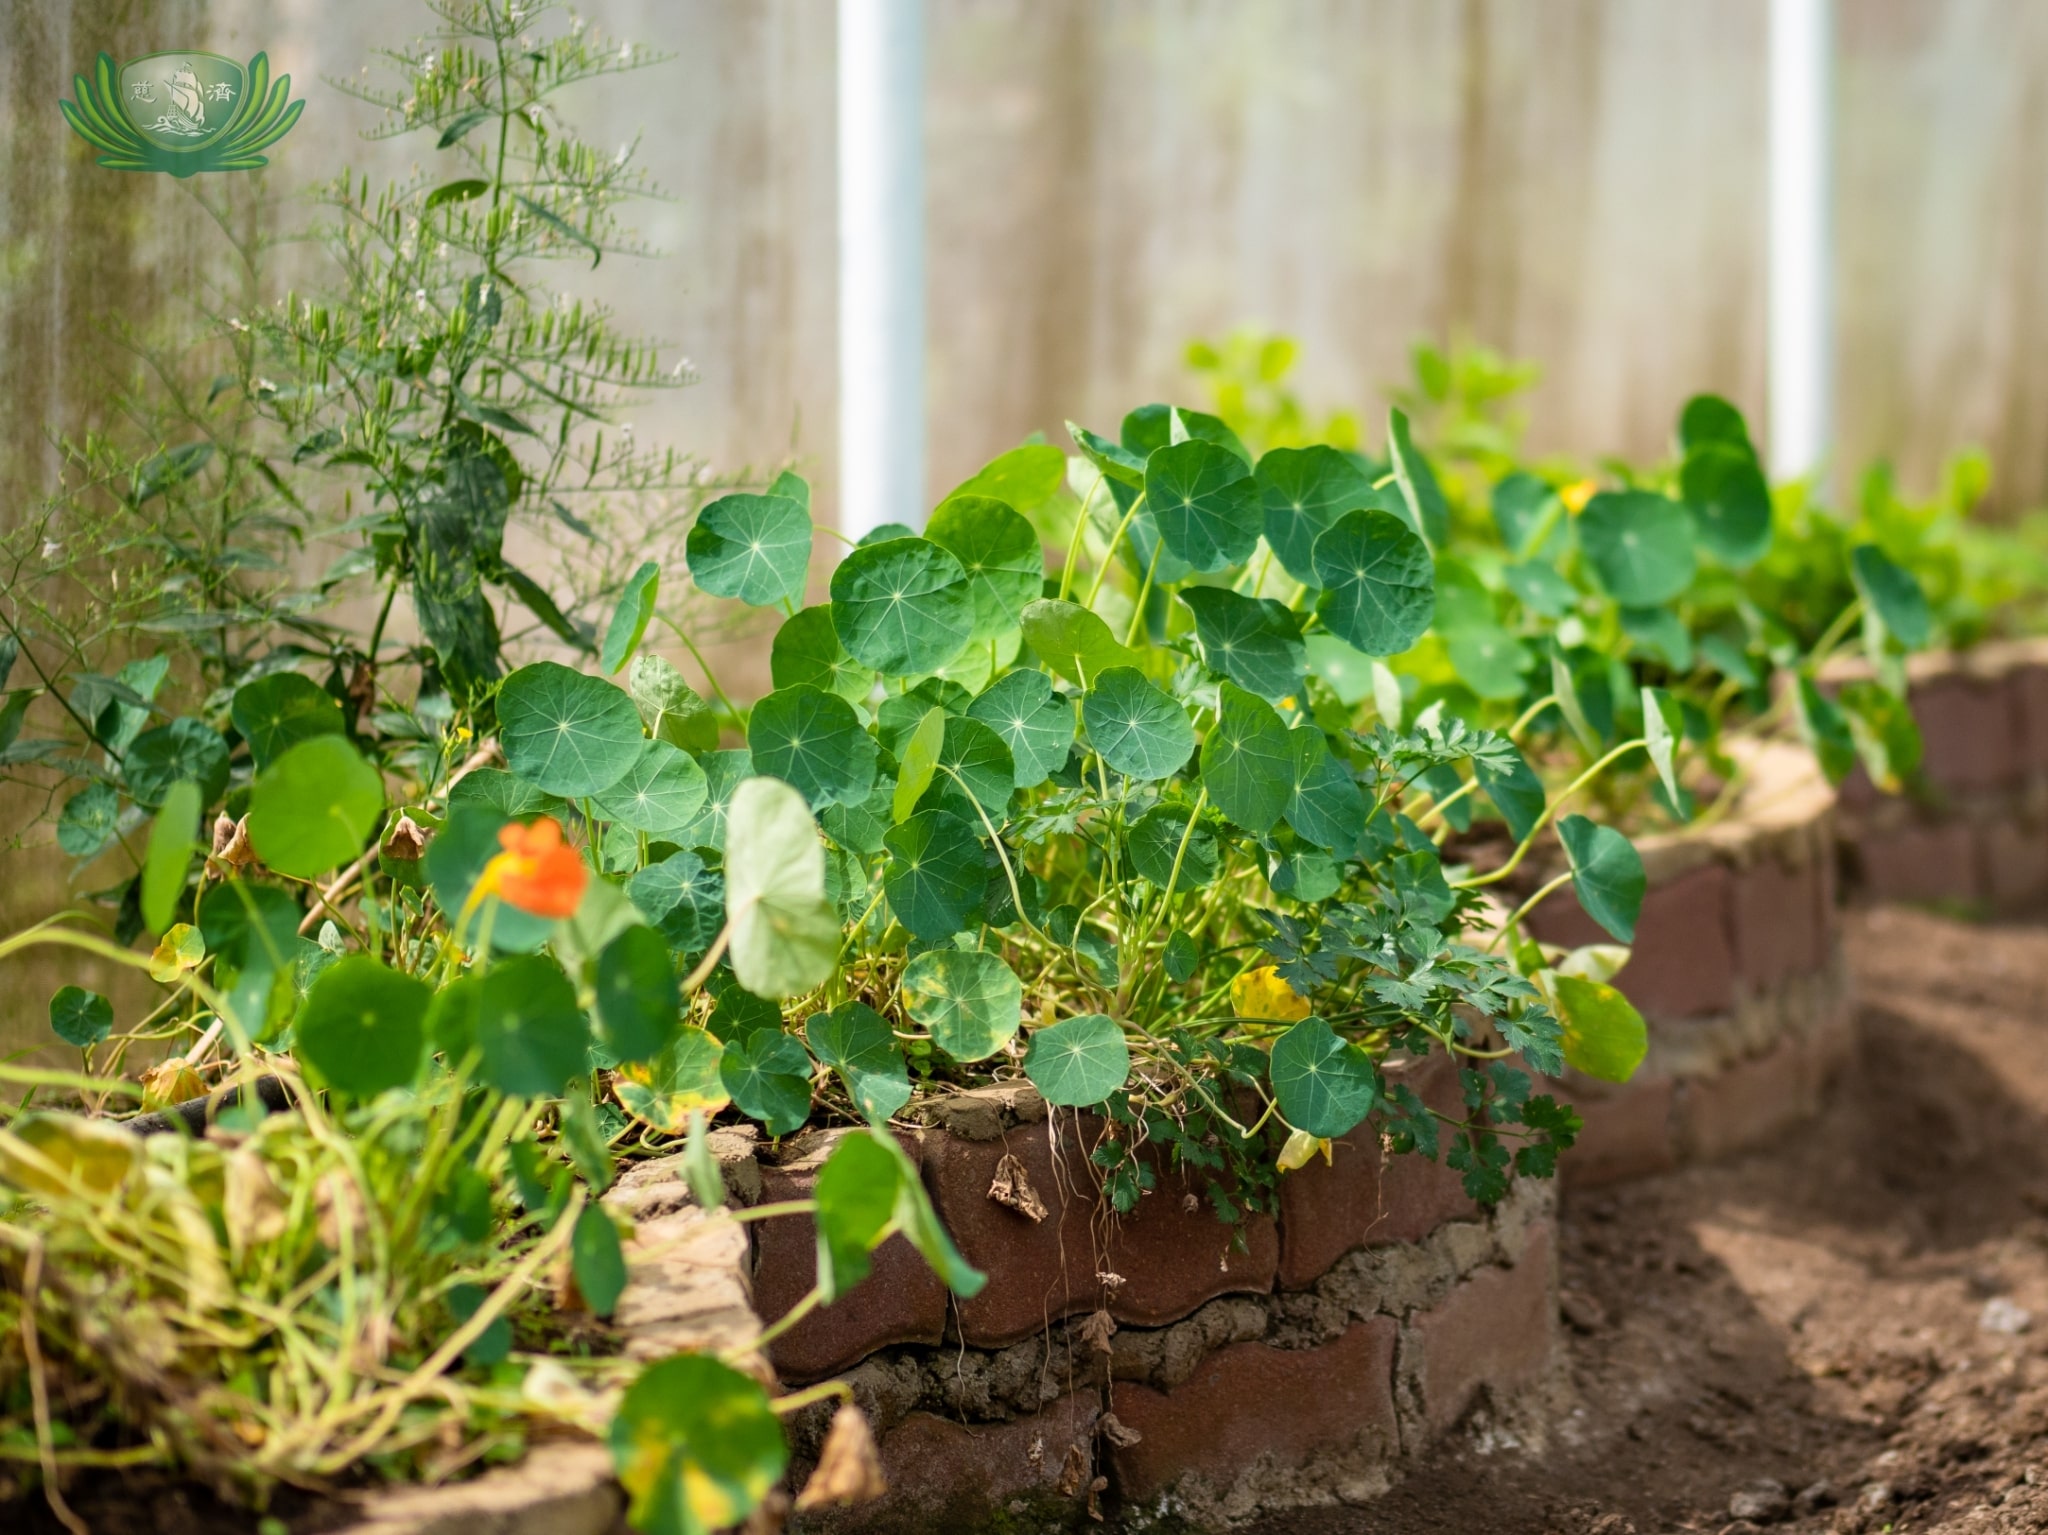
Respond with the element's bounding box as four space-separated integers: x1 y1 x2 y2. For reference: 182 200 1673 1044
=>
1253 904 2048 1535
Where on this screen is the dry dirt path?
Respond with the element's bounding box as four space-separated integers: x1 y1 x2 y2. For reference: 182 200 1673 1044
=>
1253 905 2048 1535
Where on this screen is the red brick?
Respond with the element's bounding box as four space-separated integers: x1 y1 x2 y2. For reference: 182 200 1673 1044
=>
1108 1320 1399 1501
1854 818 1980 907
752 1161 946 1384
1557 1074 1677 1189
1981 819 2048 911
1409 1225 1556 1437
1104 1151 1279 1328
1676 1036 1817 1163
919 1124 1098 1346
810 1390 1099 1534
1913 673 2020 795
1732 855 1821 989
1527 863 1736 1020
1374 1052 1480 1243
1277 1129 1381 1289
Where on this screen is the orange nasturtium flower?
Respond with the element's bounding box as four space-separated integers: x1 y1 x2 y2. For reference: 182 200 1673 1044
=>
476 816 588 918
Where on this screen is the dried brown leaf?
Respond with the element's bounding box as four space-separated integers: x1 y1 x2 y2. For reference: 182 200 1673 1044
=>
988 1151 1048 1222
794 1404 887 1510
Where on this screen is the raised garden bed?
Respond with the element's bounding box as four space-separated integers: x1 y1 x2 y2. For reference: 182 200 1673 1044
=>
1831 638 2048 912
1523 741 1852 1187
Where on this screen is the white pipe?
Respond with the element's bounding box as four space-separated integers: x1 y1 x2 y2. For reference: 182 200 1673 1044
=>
837 0 927 538
1768 0 1835 482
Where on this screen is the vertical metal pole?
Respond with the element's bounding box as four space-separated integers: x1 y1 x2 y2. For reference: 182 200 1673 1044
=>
1769 0 1835 482
838 0 927 539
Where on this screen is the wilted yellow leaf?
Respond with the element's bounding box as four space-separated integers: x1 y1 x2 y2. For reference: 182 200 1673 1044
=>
148 923 205 982
1276 1127 1334 1173
1231 965 1311 1022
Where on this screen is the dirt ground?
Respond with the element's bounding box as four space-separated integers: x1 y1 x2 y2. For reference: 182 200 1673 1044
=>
1252 904 2048 1535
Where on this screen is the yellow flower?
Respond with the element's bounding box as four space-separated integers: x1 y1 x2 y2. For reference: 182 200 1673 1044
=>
1559 478 1599 515
1231 965 1311 1022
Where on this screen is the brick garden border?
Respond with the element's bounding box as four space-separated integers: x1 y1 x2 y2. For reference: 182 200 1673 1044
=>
1522 739 1853 1188
1830 638 2048 912
764 1055 1562 1533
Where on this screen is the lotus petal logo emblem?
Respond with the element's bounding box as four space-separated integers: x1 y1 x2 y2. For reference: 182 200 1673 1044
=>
60 51 304 177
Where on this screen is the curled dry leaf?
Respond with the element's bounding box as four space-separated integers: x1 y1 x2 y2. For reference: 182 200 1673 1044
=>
1095 1269 1126 1294
1098 1411 1142 1448
1055 1441 1090 1498
1077 1307 1117 1355
988 1151 1048 1222
141 1058 204 1109
794 1404 887 1511
211 813 238 858
223 1148 289 1255
381 812 429 863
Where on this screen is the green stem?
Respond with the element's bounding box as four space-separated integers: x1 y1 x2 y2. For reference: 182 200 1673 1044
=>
1486 870 1575 953
1058 475 1106 601
1123 539 1164 648
1086 492 1146 607
1453 738 1647 890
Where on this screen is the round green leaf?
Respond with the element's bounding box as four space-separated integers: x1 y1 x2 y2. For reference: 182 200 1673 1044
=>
1178 587 1307 700
921 715 1015 823
248 735 385 880
498 662 646 798
770 604 877 703
676 749 753 853
807 1001 912 1124
1492 472 1561 557
1680 443 1773 567
1579 491 1697 607
899 948 1022 1062
1553 974 1649 1084
828 537 975 676
1444 626 1532 701
1503 559 1579 619
1311 509 1434 657
446 767 565 822
1678 393 1751 453
723 777 839 999
230 672 345 772
1851 544 1933 651
948 443 1068 511
685 492 812 610
1122 403 1252 466
49 986 113 1049
601 560 661 673
1163 931 1199 984
1126 802 1219 890
1200 681 1292 834
746 684 878 810
628 654 720 752
1283 727 1367 853
1024 1013 1130 1107
616 1027 730 1132
591 739 709 835
812 1129 902 1297
883 808 988 941
594 924 681 1064
719 1028 813 1136
1018 598 1140 687
1557 813 1646 944
1145 438 1261 573
926 495 1043 641
57 781 119 860
572 1204 629 1318
141 778 200 934
1256 444 1375 584
125 718 229 810
295 955 432 1097
967 669 1075 788
629 850 725 953
1083 667 1194 781
610 1354 788 1535
471 953 590 1096
1269 1017 1382 1138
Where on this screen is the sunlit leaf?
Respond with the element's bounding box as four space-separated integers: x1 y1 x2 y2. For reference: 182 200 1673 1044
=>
1145 439 1261 573
1083 667 1193 781
807 1001 912 1123
1552 974 1649 1083
1023 1013 1129 1107
829 537 975 676
686 492 811 610
966 670 1075 788
719 1028 813 1136
723 777 838 999
1200 682 1292 834
1385 406 1450 548
1018 598 1139 687
1256 444 1376 584
899 948 1022 1062
1179 587 1307 700
746 685 878 809
231 672 344 772
248 735 385 880
1269 1017 1381 1137
925 495 1043 641
592 739 709 835
601 560 661 673
1311 509 1433 657
498 662 646 797
141 779 200 934
610 1355 787 1535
